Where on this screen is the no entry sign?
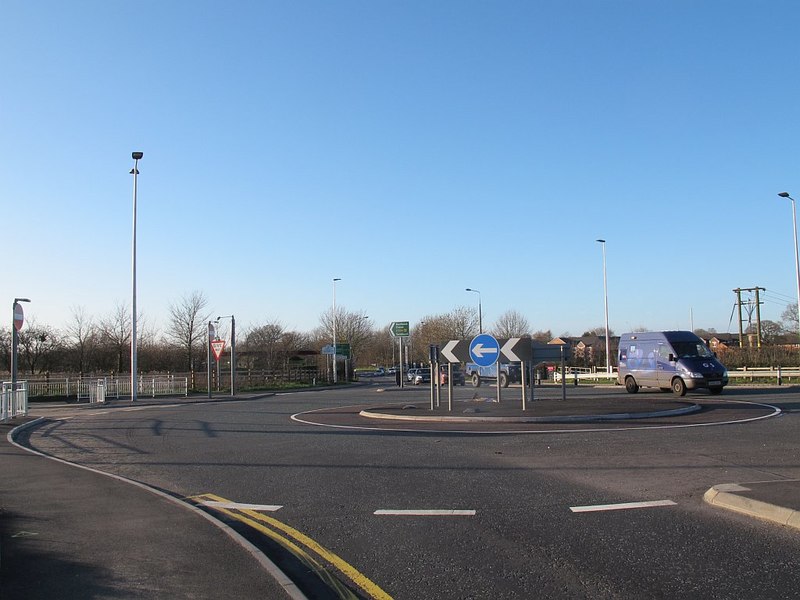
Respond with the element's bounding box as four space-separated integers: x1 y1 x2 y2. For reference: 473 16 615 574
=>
13 303 24 332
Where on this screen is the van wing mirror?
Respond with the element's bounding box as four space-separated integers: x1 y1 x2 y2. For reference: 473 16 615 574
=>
668 353 676 362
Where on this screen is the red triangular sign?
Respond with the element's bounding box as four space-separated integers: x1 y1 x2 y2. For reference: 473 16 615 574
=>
211 340 226 361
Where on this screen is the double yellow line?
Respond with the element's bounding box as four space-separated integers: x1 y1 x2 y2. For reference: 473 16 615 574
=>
189 493 392 600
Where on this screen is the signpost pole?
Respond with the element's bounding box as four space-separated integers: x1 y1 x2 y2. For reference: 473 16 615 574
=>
430 359 435 410
207 322 214 399
399 338 404 388
521 359 527 410
230 315 236 397
10 300 28 391
448 363 453 412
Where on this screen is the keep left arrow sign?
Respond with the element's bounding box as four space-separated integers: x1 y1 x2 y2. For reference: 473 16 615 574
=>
501 338 523 362
499 337 532 363
441 340 460 363
471 343 498 359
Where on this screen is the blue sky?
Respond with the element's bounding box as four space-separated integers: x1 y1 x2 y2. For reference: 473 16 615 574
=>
2 0 799 339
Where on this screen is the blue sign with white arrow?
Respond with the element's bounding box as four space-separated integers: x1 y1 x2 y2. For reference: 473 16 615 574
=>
469 334 500 367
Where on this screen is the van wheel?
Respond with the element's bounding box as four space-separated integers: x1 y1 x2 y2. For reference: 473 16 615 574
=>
671 378 687 397
624 377 639 394
471 373 481 387
499 372 509 388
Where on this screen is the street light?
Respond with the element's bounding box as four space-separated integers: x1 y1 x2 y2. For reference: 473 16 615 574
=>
465 288 482 334
332 278 341 383
130 151 143 401
10 297 31 391
778 192 800 344
596 239 611 374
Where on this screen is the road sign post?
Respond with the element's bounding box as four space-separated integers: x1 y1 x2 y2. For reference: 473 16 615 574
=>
470 334 501 403
390 321 410 337
390 321 409 388
211 340 226 362
11 300 28 391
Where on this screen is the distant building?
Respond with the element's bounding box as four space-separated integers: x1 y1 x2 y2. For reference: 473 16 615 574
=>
549 335 619 366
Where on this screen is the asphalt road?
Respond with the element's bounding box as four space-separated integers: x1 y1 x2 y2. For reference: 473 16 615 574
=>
22 382 800 599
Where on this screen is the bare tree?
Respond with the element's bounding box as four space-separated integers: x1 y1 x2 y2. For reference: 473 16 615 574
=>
319 306 372 366
65 306 98 375
243 320 286 370
97 302 150 373
411 306 480 363
166 291 211 371
782 302 798 335
491 310 531 338
17 319 63 374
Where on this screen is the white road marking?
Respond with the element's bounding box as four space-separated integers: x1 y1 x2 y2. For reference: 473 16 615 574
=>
374 509 476 516
570 500 677 513
201 501 283 511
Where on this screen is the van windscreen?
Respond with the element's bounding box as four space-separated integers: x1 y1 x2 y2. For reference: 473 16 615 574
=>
671 341 713 359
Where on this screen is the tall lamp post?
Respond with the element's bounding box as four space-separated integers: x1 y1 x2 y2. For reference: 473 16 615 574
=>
596 239 611 374
332 278 341 383
10 297 31 390
130 151 143 401
466 288 482 334
778 192 800 344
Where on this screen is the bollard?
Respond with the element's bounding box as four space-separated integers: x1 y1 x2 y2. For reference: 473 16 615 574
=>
777 365 782 386
574 372 579 386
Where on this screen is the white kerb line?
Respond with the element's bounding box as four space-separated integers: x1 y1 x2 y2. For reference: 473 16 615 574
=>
570 500 677 513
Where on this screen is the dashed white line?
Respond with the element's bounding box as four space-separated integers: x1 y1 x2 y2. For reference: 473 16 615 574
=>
570 500 677 513
374 509 476 516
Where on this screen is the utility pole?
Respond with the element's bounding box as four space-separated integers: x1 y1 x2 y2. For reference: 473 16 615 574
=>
733 287 765 348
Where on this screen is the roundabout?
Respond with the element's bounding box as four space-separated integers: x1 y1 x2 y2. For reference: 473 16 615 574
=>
290 386 782 434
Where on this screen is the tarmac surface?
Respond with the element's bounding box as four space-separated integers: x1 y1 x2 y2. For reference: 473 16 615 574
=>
1 389 798 599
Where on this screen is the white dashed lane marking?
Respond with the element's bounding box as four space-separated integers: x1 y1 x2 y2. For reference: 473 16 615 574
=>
374 509 476 516
570 500 677 513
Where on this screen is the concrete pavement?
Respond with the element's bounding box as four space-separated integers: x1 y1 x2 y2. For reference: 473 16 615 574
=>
0 413 305 600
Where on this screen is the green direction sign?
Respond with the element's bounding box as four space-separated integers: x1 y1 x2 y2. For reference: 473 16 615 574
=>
335 343 351 358
390 321 410 337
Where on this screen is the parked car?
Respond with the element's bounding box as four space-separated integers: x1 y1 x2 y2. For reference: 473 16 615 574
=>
413 368 431 385
439 365 465 386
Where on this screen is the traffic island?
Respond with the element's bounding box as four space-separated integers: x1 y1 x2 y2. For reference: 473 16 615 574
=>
359 397 701 424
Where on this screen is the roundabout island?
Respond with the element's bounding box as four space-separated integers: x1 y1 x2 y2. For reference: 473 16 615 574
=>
290 385 782 434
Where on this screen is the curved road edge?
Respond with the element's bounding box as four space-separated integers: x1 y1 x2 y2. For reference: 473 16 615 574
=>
5 417 308 600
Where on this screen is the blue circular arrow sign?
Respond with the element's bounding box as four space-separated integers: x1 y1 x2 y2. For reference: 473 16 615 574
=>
469 334 500 367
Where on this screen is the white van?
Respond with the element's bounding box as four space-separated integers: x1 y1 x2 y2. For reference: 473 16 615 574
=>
617 331 728 396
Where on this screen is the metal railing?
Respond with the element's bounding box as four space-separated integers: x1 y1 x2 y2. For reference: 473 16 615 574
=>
554 366 800 385
24 376 188 400
1 381 29 421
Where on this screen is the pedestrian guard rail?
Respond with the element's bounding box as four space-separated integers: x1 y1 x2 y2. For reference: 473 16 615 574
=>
1 381 28 421
553 366 800 385
24 376 188 401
